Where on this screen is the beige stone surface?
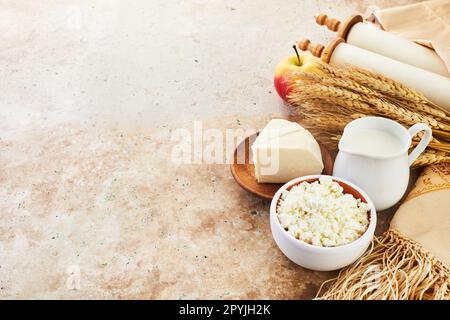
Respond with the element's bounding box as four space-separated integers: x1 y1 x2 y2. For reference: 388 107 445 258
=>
0 0 419 299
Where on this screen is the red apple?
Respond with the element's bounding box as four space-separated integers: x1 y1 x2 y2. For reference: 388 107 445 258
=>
274 55 301 101
274 53 321 101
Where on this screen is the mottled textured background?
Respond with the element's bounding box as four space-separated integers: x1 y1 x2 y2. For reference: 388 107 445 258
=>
0 0 419 299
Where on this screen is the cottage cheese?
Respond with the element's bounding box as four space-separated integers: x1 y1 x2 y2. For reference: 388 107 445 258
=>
276 176 370 247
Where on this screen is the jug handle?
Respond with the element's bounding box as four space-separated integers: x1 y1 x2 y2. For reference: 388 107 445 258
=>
408 123 432 166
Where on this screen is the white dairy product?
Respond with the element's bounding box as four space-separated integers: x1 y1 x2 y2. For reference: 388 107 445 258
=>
342 128 402 157
277 176 370 247
251 119 323 183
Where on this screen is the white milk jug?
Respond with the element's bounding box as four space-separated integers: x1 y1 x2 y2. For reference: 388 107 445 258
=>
333 117 432 211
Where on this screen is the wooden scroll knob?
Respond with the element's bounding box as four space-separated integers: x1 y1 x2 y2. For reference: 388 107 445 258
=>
315 13 364 40
298 39 324 58
315 14 341 32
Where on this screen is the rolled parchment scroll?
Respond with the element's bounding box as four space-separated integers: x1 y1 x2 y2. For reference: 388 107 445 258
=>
316 14 449 77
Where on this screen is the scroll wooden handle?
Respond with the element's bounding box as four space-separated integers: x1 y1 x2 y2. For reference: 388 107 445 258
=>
298 39 324 58
315 14 341 32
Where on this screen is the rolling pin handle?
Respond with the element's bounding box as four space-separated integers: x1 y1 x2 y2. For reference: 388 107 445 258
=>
315 14 341 32
297 39 324 58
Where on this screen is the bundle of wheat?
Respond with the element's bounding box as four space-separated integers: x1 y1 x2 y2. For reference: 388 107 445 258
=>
286 56 450 167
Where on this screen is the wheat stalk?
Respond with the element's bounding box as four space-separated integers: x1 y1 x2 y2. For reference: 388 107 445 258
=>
383 97 449 121
310 61 450 119
349 66 429 103
289 83 450 131
365 96 450 131
432 129 450 142
286 58 450 159
297 110 450 162
412 150 450 168
292 99 450 154
288 84 373 114
291 71 383 98
291 68 450 121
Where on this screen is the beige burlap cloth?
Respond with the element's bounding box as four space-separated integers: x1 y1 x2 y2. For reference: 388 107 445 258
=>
391 164 450 266
317 163 450 300
368 0 450 74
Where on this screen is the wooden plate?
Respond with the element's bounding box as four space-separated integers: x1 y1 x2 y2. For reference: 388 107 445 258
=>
230 133 334 200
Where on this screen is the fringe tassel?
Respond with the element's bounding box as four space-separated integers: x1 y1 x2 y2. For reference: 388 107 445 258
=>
316 229 450 300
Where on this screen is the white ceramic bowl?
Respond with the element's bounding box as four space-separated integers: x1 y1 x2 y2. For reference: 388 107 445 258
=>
270 175 377 271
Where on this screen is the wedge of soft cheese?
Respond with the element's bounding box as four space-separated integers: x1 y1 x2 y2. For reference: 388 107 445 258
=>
251 119 323 183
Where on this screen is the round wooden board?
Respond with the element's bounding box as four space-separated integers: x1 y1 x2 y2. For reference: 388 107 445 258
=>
230 133 334 200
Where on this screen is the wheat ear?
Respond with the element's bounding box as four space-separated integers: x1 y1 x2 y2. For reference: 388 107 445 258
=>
412 150 450 168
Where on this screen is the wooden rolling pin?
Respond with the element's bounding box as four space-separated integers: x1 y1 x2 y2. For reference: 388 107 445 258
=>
315 14 449 77
298 38 450 111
